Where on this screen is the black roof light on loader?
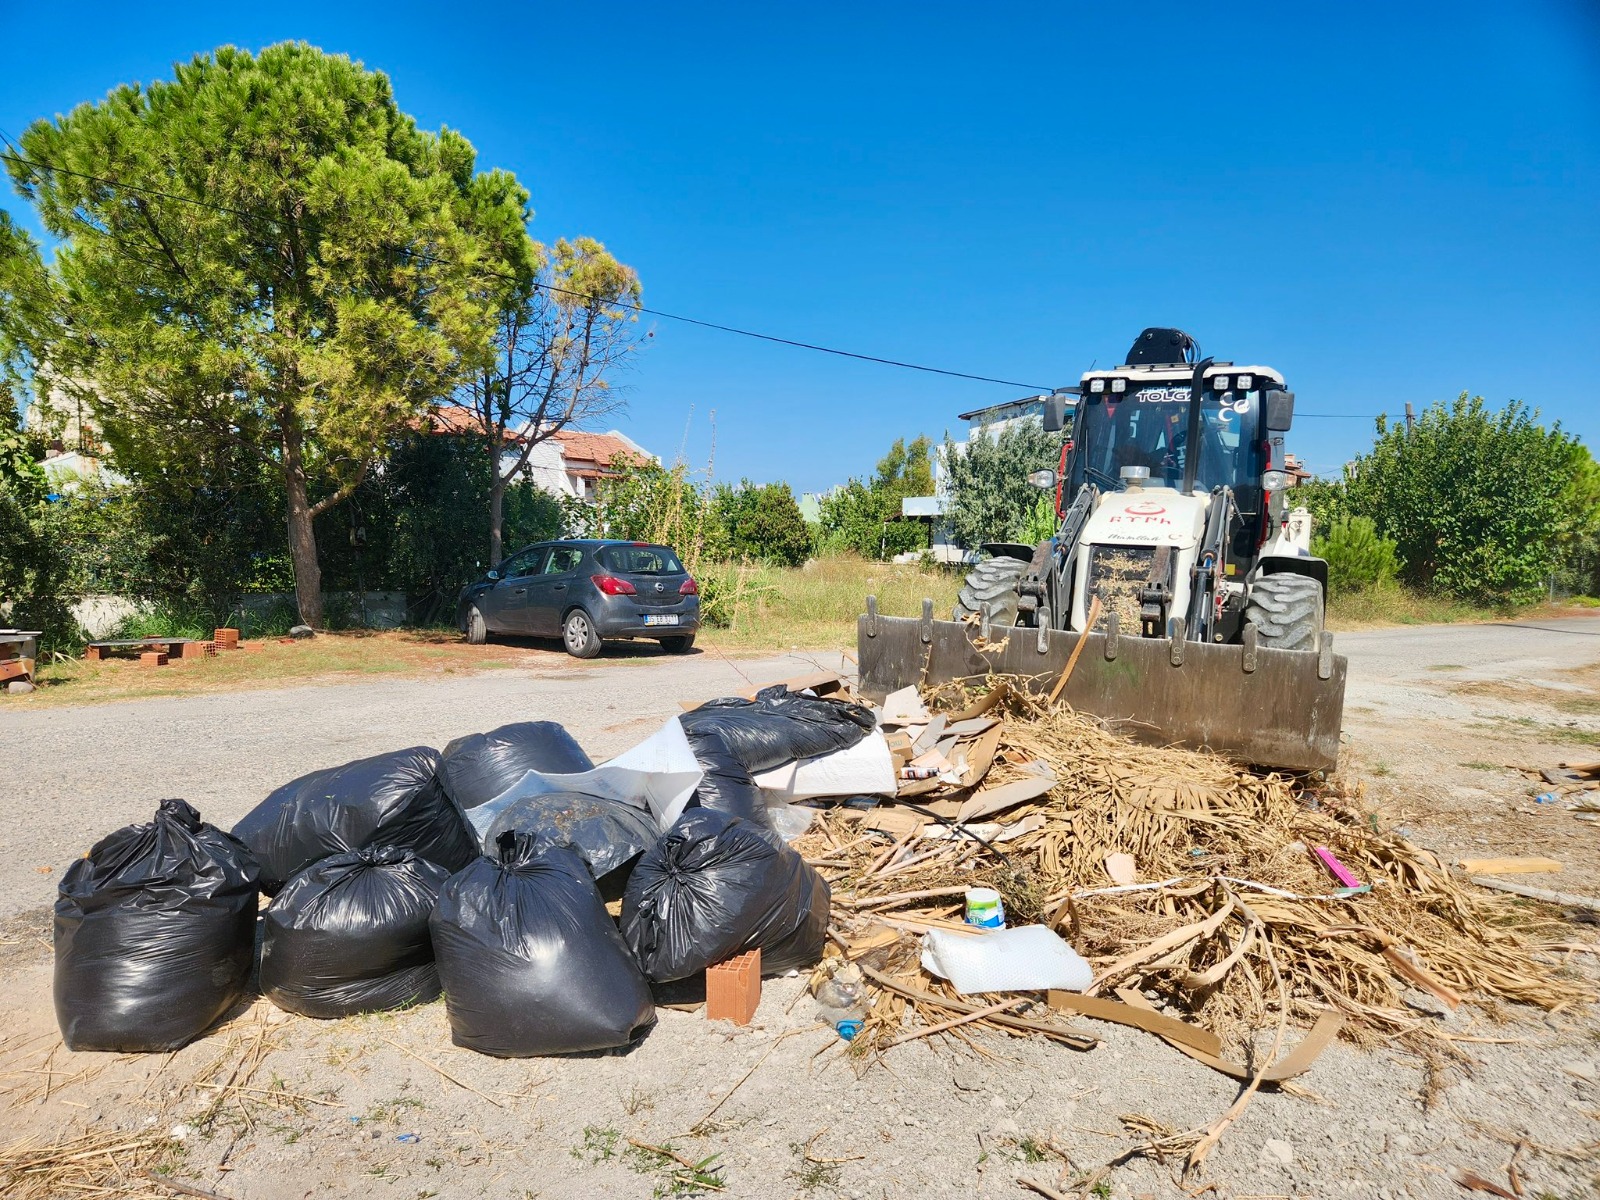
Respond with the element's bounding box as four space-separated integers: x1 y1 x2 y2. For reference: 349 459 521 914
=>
859 327 1348 773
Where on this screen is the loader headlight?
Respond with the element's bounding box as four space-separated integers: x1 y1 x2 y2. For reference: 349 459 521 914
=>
1111 377 1127 393
1089 378 1106 394
1236 373 1254 390
1028 468 1057 491
1261 470 1290 492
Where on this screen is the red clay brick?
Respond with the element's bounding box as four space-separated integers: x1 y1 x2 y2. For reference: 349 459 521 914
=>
139 651 168 667
705 948 761 1025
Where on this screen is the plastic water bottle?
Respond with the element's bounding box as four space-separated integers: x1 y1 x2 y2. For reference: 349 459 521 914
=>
817 1003 864 1040
1534 791 1558 804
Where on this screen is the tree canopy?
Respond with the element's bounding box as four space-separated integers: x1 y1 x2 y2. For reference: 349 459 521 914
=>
817 436 933 560
5 42 526 625
941 419 1059 549
1344 394 1577 603
712 480 813 567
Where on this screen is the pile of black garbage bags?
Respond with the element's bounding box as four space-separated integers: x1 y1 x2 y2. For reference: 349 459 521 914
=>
53 687 871 1059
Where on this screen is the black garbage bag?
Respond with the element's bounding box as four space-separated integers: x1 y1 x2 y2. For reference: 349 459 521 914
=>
233 747 476 894
681 727 768 827
430 833 655 1057
54 799 260 1052
679 686 876 773
481 790 658 888
438 722 594 812
621 808 830 983
259 847 448 1019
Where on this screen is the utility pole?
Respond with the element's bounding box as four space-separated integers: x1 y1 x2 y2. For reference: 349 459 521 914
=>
1404 402 1415 433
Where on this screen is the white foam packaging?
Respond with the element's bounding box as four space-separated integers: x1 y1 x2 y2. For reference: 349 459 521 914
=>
920 925 1093 994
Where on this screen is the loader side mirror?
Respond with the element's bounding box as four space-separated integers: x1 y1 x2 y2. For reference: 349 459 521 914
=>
1264 389 1295 432
1042 393 1068 433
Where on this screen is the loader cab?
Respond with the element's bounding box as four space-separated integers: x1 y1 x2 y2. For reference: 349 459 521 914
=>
1065 365 1284 562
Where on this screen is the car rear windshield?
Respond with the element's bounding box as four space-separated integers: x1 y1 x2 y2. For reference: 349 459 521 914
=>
597 544 684 575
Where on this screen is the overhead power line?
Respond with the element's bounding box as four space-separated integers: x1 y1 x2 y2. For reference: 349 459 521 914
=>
0 146 1055 391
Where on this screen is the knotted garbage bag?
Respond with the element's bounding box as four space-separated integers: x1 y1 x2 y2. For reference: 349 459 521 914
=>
481 790 657 891
621 808 830 982
260 847 448 1019
430 833 655 1057
437 722 594 812
233 746 476 894
54 799 260 1052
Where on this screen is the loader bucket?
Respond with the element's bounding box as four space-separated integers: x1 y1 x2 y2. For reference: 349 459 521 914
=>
857 598 1347 774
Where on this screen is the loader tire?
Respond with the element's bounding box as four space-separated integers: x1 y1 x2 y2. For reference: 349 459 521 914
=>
1246 573 1324 652
954 556 1029 629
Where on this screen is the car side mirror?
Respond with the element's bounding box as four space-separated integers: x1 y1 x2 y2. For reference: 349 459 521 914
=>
486 569 500 582
1043 393 1068 433
1264 389 1295 432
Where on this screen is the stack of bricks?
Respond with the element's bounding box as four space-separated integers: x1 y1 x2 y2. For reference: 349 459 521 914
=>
704 948 762 1026
212 628 241 651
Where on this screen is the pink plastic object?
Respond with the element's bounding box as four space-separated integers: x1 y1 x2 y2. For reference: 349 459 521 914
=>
1314 846 1362 889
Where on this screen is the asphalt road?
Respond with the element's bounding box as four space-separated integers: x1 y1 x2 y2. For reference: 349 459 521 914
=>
0 647 849 918
1337 613 1600 683
3 616 1598 919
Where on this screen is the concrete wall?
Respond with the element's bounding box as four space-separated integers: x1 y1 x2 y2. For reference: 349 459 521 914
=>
73 591 411 635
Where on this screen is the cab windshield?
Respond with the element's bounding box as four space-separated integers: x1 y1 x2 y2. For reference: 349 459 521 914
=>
1069 386 1263 494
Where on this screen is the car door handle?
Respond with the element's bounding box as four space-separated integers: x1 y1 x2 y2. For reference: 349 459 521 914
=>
553 583 567 591
512 587 526 595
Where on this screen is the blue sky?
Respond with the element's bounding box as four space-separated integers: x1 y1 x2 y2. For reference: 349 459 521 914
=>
4 1 1596 489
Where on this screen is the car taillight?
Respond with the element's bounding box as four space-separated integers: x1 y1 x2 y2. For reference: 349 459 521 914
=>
679 578 699 595
591 574 636 596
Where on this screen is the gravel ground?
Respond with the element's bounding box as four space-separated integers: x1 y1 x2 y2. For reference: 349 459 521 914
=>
1 630 1597 1199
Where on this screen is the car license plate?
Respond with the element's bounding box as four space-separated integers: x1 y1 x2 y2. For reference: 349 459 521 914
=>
644 614 679 627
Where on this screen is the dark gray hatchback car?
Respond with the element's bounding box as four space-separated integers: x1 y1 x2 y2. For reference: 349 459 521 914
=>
457 540 700 658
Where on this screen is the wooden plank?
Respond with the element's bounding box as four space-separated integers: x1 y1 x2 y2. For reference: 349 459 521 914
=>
0 658 32 682
1456 856 1562 875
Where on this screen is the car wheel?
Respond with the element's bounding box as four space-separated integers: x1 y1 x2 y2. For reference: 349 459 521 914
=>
562 609 602 659
465 605 488 645
659 634 696 654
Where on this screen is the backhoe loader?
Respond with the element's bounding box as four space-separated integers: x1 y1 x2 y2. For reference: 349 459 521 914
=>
857 328 1347 772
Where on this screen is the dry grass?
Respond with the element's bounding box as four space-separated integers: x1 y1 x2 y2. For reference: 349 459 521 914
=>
0 1128 185 1200
21 631 572 708
699 556 960 652
809 686 1591 1065
1325 583 1520 629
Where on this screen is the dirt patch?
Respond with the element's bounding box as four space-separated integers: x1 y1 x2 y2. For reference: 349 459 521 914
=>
14 631 681 709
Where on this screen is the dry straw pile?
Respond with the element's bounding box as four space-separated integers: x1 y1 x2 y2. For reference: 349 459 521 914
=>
808 684 1590 1063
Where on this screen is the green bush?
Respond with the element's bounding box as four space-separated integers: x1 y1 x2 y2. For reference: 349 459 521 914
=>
1312 515 1400 593
1345 395 1577 604
816 437 933 561
942 420 1059 549
711 480 812 567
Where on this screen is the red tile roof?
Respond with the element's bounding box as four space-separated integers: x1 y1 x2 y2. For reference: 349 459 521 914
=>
550 429 645 470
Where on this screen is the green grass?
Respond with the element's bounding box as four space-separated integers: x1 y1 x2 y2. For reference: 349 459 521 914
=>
1459 761 1503 771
